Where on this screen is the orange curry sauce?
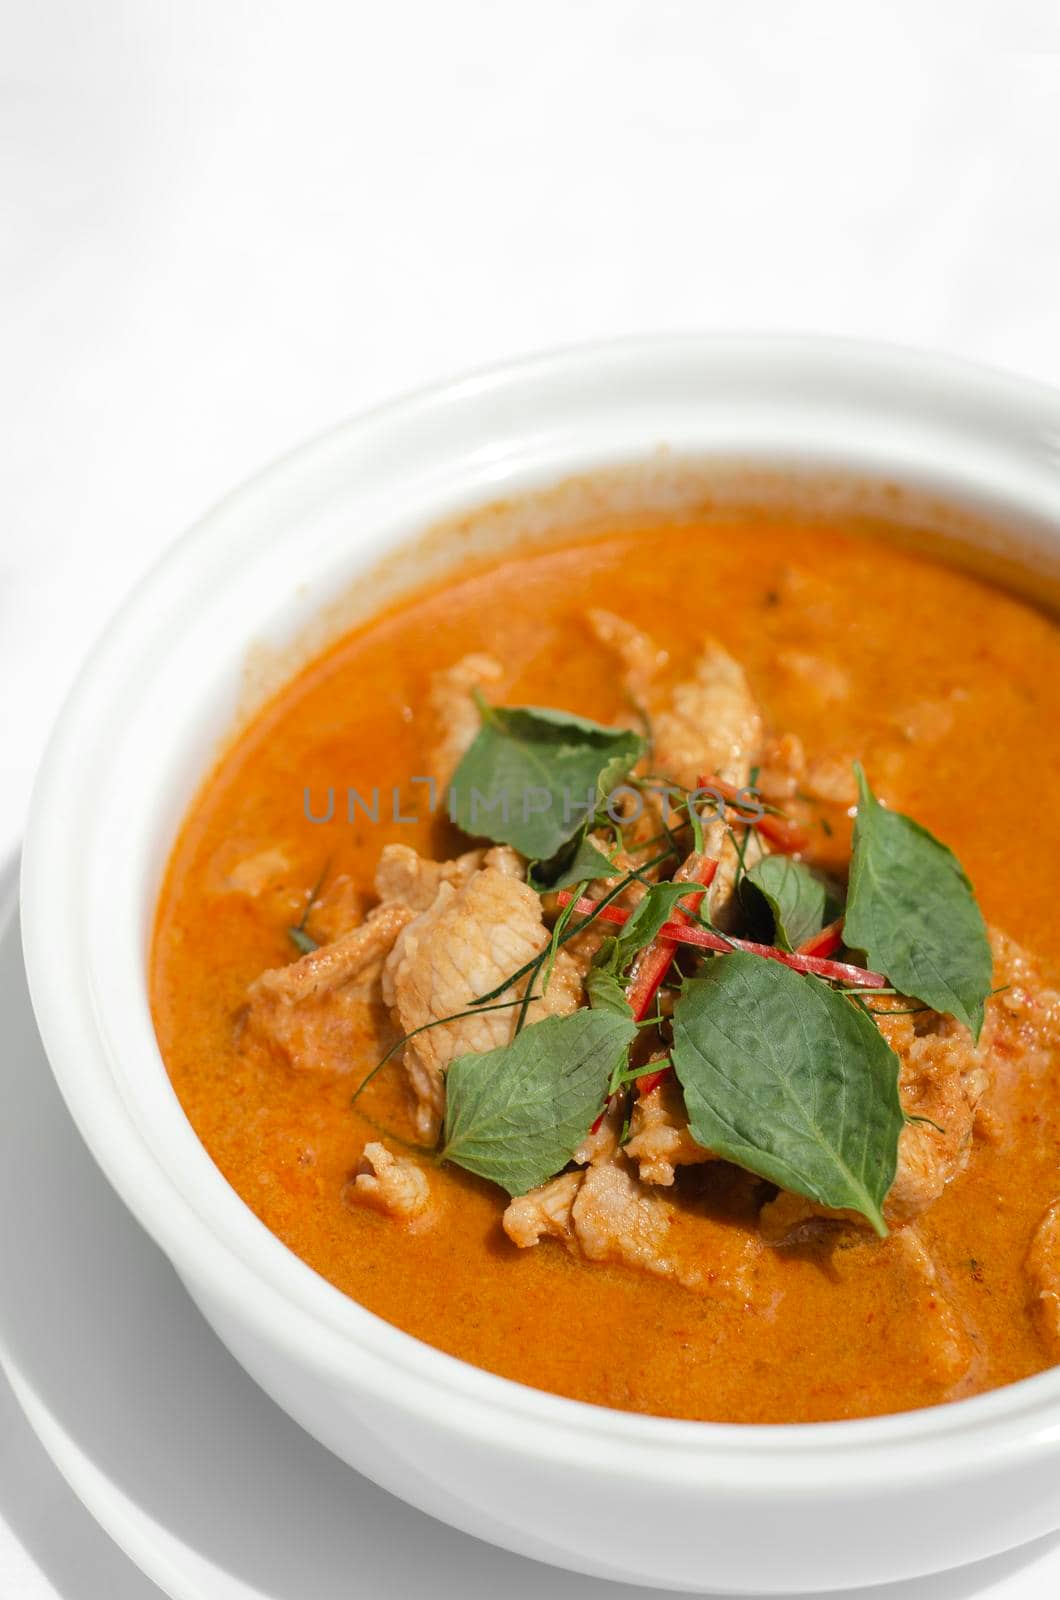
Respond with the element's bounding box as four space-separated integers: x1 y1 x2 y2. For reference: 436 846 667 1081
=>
151 512 1060 1422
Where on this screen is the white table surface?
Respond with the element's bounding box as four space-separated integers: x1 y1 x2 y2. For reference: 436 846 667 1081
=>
5 3 1060 1594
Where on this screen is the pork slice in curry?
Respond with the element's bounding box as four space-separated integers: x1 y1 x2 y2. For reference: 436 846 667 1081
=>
152 511 1060 1422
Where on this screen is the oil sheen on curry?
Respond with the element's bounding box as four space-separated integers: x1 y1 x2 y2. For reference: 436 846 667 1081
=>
152 506 1060 1424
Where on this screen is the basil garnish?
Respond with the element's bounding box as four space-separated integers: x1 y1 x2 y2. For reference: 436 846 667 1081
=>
585 966 635 1017
742 854 837 951
435 710 990 1221
581 878 704 1015
538 832 619 891
449 703 644 868
440 1009 637 1195
609 880 701 969
844 765 992 1039
672 953 902 1234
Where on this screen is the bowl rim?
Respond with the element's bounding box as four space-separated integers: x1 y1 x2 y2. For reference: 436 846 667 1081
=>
20 330 1060 1488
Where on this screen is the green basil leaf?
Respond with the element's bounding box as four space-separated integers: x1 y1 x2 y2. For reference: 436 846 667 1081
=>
672 953 902 1235
440 1009 637 1195
534 831 619 892
449 704 644 864
844 765 992 1039
611 880 700 973
583 881 704 1020
742 855 836 951
585 962 634 1018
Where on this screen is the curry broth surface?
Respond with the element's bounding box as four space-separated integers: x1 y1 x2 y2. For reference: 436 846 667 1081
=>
152 512 1060 1423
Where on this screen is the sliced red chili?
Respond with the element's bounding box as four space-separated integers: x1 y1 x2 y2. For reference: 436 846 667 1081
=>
796 917 845 959
635 1064 674 1098
555 892 886 988
624 854 718 1022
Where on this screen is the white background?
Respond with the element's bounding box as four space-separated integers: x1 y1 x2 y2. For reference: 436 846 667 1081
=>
5 2 1060 1594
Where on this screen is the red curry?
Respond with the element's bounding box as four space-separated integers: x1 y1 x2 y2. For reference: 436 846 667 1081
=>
151 505 1060 1423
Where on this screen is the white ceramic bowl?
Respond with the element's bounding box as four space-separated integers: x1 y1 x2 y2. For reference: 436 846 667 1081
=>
20 335 1060 1594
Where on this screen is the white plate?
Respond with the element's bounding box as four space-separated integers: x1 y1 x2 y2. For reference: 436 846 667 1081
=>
1 855 1059 1600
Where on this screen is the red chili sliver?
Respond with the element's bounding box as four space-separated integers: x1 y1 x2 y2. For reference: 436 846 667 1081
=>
756 812 810 854
555 892 886 989
624 854 718 1022
635 1065 674 1098
796 917 845 959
